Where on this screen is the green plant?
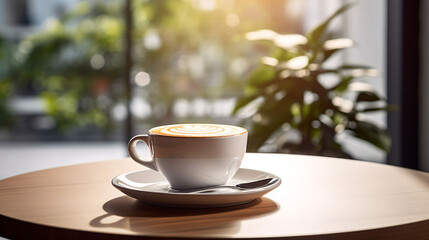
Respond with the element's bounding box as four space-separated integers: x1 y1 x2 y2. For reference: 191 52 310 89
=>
234 3 391 158
6 0 240 131
5 1 124 131
0 35 14 128
3 0 275 132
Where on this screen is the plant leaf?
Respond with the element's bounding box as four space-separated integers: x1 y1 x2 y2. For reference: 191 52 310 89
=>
357 105 399 113
348 120 391 152
306 2 356 44
356 91 382 102
233 94 259 114
330 75 353 92
247 94 295 151
247 66 276 87
339 64 373 70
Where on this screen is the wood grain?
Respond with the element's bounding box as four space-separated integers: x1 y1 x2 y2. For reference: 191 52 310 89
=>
1 153 429 239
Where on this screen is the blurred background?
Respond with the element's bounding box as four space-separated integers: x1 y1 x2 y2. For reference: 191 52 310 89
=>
0 0 427 179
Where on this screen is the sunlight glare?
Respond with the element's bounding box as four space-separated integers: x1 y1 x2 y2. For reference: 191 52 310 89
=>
295 69 310 77
112 103 127 121
366 69 379 77
131 98 151 119
245 29 278 41
332 97 353 113
173 99 189 118
324 38 353 51
193 0 217 11
285 56 309 70
335 124 345 133
280 70 291 78
90 54 105 70
144 30 162 50
261 57 279 66
192 98 208 117
134 72 151 87
274 34 307 49
348 82 373 92
355 113 366 121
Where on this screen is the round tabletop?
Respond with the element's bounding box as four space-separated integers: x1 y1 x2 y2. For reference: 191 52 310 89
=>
1 153 429 239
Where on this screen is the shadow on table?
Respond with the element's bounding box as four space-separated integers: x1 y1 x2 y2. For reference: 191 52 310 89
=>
89 196 279 236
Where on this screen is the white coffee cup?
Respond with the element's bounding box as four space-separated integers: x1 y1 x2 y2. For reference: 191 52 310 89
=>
128 123 248 190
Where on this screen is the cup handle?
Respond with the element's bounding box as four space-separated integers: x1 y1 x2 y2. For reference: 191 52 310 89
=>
127 134 158 171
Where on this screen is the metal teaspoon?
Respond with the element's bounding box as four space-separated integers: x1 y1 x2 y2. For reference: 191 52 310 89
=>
189 177 280 193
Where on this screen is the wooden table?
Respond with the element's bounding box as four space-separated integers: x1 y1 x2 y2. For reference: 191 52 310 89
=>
1 153 429 239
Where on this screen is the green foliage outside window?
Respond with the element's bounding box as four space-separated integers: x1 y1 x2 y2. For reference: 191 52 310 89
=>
0 0 266 131
0 1 391 159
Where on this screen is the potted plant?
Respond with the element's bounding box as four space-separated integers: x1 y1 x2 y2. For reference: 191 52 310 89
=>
234 3 391 158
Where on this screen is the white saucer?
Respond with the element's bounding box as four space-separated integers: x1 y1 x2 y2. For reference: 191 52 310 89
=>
111 168 281 208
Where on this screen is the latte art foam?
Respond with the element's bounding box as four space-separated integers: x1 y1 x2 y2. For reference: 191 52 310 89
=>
149 124 247 137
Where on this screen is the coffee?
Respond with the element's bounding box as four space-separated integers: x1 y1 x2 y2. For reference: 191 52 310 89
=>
128 123 248 190
149 124 247 137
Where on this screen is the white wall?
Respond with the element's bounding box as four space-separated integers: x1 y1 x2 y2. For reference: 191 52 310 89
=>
343 0 386 99
342 0 386 162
